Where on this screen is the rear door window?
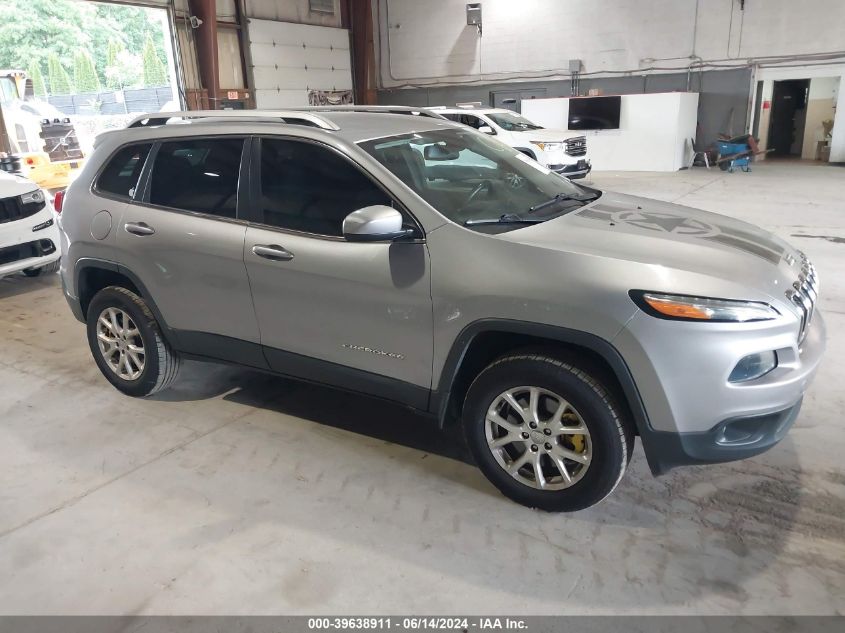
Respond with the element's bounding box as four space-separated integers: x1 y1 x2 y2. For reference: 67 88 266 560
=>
96 143 152 200
148 138 244 218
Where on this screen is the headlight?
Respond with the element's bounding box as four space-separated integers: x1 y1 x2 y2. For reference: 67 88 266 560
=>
631 291 780 322
530 141 546 150
21 189 45 205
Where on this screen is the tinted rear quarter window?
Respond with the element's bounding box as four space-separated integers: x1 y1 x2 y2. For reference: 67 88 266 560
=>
149 138 244 218
96 143 152 199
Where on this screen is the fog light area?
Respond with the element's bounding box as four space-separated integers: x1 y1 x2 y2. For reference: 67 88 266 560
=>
729 351 778 383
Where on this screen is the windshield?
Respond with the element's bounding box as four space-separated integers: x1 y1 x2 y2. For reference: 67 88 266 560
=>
359 128 595 229
486 111 543 131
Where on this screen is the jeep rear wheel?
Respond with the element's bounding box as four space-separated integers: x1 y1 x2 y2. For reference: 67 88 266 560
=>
86 286 180 397
463 352 632 512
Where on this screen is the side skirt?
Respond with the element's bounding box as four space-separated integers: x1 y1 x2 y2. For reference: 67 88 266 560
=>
174 330 431 412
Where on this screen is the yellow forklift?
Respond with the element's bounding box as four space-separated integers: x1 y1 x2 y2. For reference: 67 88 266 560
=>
0 70 85 190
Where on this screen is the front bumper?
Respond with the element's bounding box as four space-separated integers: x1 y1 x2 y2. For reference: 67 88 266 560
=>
613 308 826 475
0 208 61 278
550 159 591 179
642 399 802 475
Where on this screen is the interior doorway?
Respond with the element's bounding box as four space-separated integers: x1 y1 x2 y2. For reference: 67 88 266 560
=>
768 79 809 156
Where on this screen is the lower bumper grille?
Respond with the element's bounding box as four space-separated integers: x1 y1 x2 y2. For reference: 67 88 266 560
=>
0 239 56 266
551 159 591 174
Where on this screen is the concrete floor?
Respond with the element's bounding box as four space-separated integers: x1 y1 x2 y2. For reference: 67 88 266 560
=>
0 160 843 615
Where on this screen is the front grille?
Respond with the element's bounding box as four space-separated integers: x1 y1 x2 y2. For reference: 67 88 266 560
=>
565 136 587 157
0 239 55 266
786 253 819 344
0 195 44 225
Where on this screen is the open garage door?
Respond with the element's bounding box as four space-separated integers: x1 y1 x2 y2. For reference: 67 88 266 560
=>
247 18 352 108
0 0 182 190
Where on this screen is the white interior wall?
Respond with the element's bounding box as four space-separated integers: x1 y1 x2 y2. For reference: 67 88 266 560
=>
522 92 699 172
377 0 845 88
831 81 845 162
802 77 839 159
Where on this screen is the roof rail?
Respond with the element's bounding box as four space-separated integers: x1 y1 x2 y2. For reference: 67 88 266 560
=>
294 105 447 120
126 110 340 131
456 102 484 109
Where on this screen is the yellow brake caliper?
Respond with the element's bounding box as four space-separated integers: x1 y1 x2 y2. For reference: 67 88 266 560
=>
562 413 586 454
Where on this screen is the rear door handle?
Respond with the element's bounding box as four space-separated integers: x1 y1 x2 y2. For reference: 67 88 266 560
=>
252 244 294 261
125 222 156 236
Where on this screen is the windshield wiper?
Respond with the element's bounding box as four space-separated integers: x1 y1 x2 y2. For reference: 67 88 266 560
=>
464 213 545 227
528 191 600 214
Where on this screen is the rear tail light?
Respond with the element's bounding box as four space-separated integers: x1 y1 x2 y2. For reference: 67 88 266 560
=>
53 190 65 213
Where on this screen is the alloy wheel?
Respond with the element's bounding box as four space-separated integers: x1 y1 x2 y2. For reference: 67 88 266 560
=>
96 307 145 381
485 386 592 490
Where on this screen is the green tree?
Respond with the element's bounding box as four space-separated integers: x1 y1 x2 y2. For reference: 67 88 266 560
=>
142 34 167 87
47 52 74 95
0 0 170 91
105 50 142 90
0 1 90 81
28 63 47 97
105 39 124 89
73 49 101 93
93 5 167 81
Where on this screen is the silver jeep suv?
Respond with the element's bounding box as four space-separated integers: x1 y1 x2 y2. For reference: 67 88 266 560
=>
59 108 825 511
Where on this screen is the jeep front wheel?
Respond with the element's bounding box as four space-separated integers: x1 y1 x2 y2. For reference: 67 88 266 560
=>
463 352 632 512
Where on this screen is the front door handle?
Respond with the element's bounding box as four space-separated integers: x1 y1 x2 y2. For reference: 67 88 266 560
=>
252 244 294 261
125 222 156 236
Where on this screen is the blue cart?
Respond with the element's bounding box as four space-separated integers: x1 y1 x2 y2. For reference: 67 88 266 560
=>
716 141 752 172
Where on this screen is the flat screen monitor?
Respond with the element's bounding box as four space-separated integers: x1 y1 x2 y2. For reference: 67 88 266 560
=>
568 96 621 130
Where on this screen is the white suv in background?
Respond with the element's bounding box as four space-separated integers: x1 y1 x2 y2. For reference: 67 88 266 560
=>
0 170 61 279
433 104 591 179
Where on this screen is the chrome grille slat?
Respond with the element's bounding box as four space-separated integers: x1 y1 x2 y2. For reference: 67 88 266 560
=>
788 254 819 344
564 136 587 157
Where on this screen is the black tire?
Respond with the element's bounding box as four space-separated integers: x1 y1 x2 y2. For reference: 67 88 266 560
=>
23 258 60 277
86 286 180 397
463 352 633 512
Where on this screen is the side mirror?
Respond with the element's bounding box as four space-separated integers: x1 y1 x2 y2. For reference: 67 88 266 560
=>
343 205 413 242
478 125 496 135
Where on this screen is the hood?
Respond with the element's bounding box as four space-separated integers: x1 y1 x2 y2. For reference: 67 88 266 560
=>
0 170 40 198
509 128 583 143
499 191 805 303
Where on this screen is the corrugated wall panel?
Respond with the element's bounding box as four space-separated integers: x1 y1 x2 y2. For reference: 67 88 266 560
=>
247 18 352 107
